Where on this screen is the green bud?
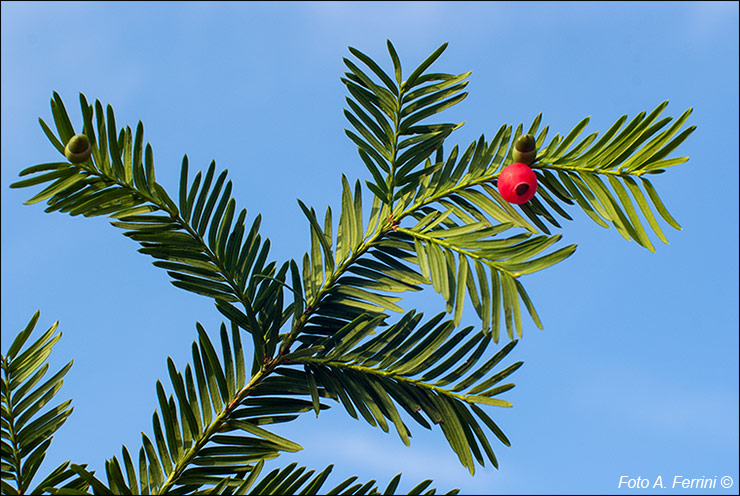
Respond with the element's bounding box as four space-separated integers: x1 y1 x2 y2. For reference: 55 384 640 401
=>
64 134 91 164
512 134 536 165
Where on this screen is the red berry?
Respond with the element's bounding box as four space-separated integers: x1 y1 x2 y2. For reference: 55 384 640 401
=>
497 162 537 204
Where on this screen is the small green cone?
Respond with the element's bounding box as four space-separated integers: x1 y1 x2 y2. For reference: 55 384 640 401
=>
64 134 91 164
512 134 536 165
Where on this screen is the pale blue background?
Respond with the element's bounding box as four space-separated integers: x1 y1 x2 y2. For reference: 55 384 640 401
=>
2 2 738 494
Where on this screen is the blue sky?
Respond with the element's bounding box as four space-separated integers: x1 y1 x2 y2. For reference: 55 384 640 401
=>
1 1 738 494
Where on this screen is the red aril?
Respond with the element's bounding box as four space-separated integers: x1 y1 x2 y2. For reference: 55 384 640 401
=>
497 162 537 204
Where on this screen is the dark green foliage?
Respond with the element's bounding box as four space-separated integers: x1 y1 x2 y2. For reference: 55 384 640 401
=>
1 311 81 495
4 41 692 494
